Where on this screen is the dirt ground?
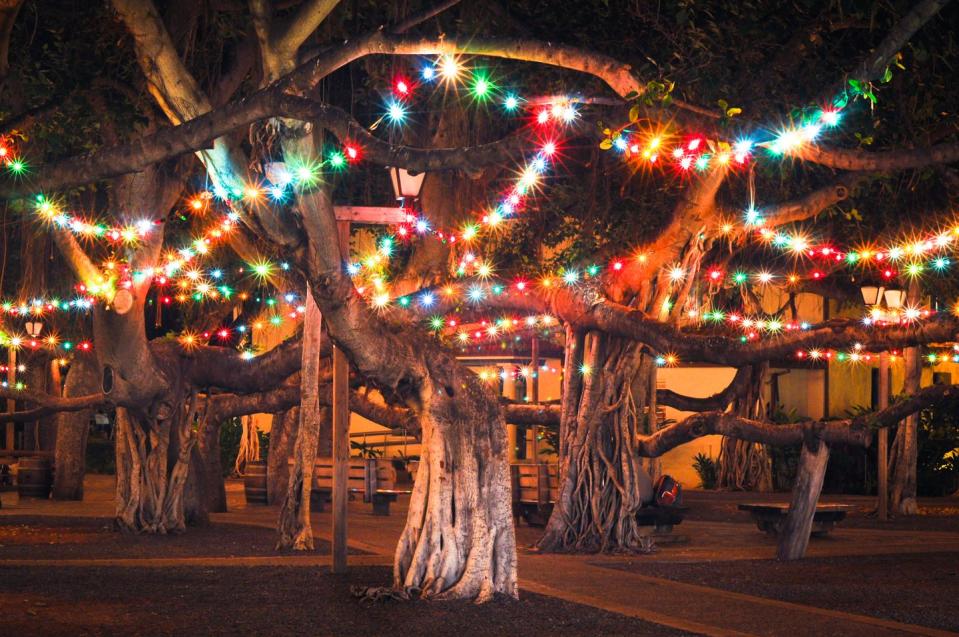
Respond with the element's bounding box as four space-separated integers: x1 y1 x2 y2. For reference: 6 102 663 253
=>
0 564 691 637
601 551 959 632
0 516 366 559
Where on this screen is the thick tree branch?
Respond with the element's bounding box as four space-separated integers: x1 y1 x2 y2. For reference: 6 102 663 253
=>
611 167 728 298
656 366 753 412
0 388 106 423
846 0 953 90
391 0 462 34
503 402 560 426
754 174 864 228
791 141 959 172
0 94 530 199
273 0 341 59
149 334 308 393
291 32 647 99
637 382 959 457
206 380 418 431
49 228 102 287
584 300 959 366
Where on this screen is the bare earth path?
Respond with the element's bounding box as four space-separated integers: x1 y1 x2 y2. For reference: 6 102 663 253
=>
2 476 958 636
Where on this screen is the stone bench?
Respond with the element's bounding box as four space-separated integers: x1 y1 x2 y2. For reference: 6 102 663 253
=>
739 503 852 537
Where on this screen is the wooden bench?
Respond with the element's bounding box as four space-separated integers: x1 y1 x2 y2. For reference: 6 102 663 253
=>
739 503 852 537
306 458 411 516
511 463 687 532
510 463 560 527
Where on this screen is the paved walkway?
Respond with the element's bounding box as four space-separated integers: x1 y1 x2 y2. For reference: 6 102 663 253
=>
2 476 958 636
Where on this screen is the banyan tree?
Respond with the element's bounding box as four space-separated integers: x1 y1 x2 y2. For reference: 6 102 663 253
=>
2 0 959 601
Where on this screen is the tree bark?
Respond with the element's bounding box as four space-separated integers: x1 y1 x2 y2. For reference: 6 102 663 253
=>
718 364 773 492
392 362 517 601
537 335 655 552
777 437 830 560
196 414 227 513
267 408 298 505
276 290 323 550
52 355 99 500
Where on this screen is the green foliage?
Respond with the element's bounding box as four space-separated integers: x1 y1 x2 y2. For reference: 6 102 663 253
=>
917 397 959 496
219 417 243 476
536 425 560 458
351 439 383 459
692 452 718 489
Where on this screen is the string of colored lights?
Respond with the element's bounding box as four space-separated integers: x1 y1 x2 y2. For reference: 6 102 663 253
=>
6 57 959 368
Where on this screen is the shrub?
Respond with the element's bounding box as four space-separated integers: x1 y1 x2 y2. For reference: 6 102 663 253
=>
692 452 718 489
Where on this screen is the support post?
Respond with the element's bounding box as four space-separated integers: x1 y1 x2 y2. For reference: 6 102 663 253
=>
5 348 15 449
777 437 830 561
877 351 889 521
331 220 351 574
527 337 539 460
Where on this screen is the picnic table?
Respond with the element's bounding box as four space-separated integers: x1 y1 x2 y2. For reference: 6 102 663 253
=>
739 503 852 537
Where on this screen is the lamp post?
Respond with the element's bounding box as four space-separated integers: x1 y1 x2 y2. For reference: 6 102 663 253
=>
862 285 900 522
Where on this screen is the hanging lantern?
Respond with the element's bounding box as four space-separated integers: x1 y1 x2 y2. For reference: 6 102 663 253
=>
388 167 426 202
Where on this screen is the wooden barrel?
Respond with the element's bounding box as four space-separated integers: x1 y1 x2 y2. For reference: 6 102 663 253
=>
17 457 52 499
244 460 268 505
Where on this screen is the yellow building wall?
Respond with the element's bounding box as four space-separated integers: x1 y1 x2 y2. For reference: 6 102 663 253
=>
827 355 959 417
657 366 737 487
771 368 826 420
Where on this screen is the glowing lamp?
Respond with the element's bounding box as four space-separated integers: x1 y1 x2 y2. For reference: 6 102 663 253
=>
883 289 906 310
860 286 884 307
388 166 426 202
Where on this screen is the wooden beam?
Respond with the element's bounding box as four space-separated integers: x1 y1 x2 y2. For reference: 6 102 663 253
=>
333 206 406 225
331 219 351 574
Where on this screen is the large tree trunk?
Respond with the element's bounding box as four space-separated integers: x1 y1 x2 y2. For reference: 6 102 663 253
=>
267 407 298 505
52 354 99 500
537 333 655 552
393 365 517 601
103 168 194 532
114 391 202 533
276 292 323 550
